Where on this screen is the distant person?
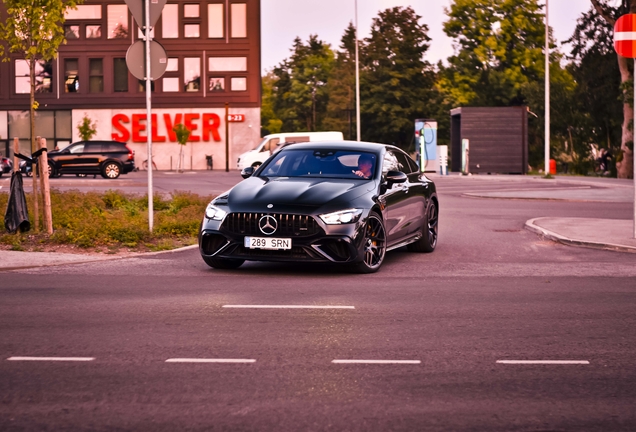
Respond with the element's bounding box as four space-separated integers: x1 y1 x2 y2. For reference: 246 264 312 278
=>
353 153 374 179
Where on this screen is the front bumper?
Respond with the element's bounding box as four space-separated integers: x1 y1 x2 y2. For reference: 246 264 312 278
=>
199 214 367 263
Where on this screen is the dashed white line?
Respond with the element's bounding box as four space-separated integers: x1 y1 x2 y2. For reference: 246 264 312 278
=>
222 305 355 309
496 360 590 365
332 359 421 364
165 358 256 363
7 356 95 362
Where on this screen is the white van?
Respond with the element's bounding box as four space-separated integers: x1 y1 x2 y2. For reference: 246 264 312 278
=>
237 131 344 169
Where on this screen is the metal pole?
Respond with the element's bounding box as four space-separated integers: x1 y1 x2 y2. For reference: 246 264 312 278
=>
145 0 153 231
225 102 229 172
544 0 550 175
633 59 635 238
354 0 361 142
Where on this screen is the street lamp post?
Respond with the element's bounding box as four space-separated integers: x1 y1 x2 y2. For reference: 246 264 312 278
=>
544 0 550 176
355 0 361 142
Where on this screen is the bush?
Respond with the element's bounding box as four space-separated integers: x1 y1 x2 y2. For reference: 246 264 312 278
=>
0 190 214 252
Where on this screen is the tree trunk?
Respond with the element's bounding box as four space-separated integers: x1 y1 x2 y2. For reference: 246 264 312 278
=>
30 59 40 231
617 54 634 179
590 0 635 179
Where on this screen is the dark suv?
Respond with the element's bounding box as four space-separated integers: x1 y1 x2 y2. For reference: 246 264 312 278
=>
48 141 135 179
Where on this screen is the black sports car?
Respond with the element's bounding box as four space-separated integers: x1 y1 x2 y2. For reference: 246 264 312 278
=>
199 141 438 273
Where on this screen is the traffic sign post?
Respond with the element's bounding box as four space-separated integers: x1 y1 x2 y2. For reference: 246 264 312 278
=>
614 14 636 239
124 0 167 231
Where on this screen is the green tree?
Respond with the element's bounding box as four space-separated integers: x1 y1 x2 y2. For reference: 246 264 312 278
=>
261 71 282 136
583 0 634 179
565 6 622 175
360 6 436 148
272 35 335 132
439 0 546 107
323 23 357 139
172 123 191 172
77 114 97 141
0 0 80 155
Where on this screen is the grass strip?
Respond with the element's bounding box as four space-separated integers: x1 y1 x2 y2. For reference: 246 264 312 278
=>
0 189 214 253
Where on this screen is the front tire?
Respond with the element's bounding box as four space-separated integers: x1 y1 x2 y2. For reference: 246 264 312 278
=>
352 211 386 274
101 162 121 179
407 199 438 253
202 256 245 269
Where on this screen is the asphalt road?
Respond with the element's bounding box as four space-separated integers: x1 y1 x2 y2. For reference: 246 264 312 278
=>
1 174 635 431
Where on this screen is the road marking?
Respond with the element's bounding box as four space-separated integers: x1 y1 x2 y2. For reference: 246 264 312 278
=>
332 359 421 364
7 356 95 362
222 305 355 309
165 358 256 363
496 360 590 365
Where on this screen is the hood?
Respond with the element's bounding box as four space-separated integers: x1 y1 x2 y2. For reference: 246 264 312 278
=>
227 176 375 213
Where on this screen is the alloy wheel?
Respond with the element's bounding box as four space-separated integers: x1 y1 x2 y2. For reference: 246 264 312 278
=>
362 214 386 271
427 201 438 249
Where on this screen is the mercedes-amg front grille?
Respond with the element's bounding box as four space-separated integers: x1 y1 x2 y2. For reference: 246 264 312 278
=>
221 213 321 237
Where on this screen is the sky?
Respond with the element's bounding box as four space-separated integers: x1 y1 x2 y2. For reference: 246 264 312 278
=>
260 0 595 74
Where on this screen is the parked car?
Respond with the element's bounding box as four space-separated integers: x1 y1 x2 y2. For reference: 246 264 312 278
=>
0 157 13 177
236 131 344 169
200 141 438 273
46 141 135 179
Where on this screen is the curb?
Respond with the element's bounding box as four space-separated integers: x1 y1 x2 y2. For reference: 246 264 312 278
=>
0 244 199 272
524 217 636 254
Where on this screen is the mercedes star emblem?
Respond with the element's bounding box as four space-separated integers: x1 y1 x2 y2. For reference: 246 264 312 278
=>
258 215 278 235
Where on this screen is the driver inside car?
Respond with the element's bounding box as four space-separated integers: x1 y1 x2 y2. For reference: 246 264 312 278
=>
353 153 375 179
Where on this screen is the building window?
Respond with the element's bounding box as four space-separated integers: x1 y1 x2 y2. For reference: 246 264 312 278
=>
86 25 102 39
107 5 129 39
184 57 200 92
89 59 103 93
162 4 179 38
14 60 30 94
184 24 200 38
65 25 80 39
65 59 79 93
166 58 179 72
231 3 247 38
208 4 224 38
15 60 30 94
184 4 199 17
209 77 224 92
208 57 247 72
114 58 128 92
231 77 246 91
15 59 52 94
64 5 102 20
163 77 179 92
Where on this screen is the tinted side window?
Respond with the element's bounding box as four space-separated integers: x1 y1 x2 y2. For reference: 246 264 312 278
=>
84 143 103 152
104 142 125 152
382 151 399 174
393 150 415 174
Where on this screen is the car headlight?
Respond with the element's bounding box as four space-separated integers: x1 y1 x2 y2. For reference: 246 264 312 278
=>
319 208 363 225
205 203 227 221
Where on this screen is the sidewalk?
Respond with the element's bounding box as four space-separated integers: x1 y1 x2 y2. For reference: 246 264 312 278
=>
525 217 636 253
453 174 636 253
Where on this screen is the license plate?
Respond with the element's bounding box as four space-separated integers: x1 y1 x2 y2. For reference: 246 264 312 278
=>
244 236 292 250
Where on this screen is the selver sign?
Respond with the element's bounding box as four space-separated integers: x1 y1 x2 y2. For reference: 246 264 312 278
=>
111 112 222 143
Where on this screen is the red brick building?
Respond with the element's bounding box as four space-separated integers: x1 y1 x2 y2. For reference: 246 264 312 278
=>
0 0 261 170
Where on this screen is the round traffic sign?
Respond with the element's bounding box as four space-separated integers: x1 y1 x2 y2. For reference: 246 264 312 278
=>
614 14 636 58
125 40 168 81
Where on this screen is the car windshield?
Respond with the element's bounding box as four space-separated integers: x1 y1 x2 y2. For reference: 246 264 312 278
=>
258 149 377 180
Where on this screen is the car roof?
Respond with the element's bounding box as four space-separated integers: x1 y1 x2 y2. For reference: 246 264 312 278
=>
278 140 393 153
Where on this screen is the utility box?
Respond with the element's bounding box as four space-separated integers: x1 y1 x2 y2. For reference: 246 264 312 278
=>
450 107 528 174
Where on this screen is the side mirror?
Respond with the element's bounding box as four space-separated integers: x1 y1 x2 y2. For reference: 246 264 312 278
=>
385 170 407 185
240 166 255 179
